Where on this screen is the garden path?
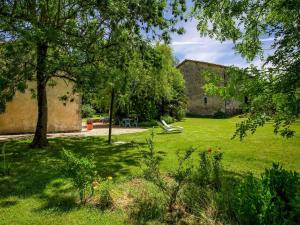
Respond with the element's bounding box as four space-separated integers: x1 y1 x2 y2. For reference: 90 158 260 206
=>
0 122 147 142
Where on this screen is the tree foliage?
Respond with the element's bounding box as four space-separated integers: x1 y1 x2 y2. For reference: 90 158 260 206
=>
0 0 186 147
83 44 186 121
193 0 300 138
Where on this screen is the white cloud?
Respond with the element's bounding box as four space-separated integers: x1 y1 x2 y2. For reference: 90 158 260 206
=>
260 37 275 42
170 19 273 68
171 41 205 46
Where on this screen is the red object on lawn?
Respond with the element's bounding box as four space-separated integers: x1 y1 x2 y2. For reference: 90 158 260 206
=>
87 119 93 130
87 123 93 130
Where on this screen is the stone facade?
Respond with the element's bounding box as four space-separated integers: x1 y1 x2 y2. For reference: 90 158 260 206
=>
177 59 240 116
0 78 82 134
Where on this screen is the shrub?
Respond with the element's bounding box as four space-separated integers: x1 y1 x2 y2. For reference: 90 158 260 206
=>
194 149 223 191
233 174 268 225
129 190 165 223
160 115 176 124
62 149 96 203
138 120 158 127
180 149 223 219
98 179 113 210
181 183 209 216
262 163 300 225
140 131 195 222
82 104 96 118
0 144 10 176
231 163 300 225
213 111 227 119
174 107 186 121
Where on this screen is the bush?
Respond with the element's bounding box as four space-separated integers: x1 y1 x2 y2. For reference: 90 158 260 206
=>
181 183 209 216
194 149 223 191
262 163 300 225
138 120 158 127
98 179 113 210
232 163 300 225
129 190 165 223
180 149 223 219
140 131 195 222
174 107 186 121
213 111 227 119
82 104 96 118
233 174 268 225
160 115 176 124
62 149 96 203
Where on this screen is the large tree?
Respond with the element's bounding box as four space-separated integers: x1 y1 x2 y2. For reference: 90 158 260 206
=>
192 0 300 139
0 0 186 147
84 43 186 121
81 43 186 144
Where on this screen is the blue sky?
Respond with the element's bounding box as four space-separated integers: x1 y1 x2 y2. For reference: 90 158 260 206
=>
170 19 274 68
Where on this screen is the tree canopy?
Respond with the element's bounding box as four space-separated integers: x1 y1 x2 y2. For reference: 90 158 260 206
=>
83 43 186 121
0 0 186 147
192 0 300 139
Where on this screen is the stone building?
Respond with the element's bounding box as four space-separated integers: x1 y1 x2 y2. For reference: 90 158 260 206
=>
0 78 81 134
177 59 240 116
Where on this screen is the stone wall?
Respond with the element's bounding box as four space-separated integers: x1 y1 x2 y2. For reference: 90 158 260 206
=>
177 59 240 116
0 78 82 134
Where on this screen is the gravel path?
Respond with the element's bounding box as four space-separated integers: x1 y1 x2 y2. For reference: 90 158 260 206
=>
0 125 148 142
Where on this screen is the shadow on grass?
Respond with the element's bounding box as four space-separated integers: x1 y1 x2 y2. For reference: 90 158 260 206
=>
36 195 78 213
0 200 18 208
0 136 151 212
156 132 183 135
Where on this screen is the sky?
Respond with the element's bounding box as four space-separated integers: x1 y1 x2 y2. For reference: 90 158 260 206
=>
170 19 274 68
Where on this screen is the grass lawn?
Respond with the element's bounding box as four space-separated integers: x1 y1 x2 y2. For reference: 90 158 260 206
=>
0 117 299 224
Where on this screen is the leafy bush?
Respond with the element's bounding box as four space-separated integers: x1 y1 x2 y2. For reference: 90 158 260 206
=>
232 163 300 225
173 107 186 121
160 115 176 124
180 149 223 218
181 183 209 216
82 104 96 118
194 149 223 191
233 174 268 225
132 99 160 121
262 163 300 225
138 120 158 127
98 179 113 210
129 190 165 223
0 144 10 176
62 149 96 203
213 111 227 119
140 131 195 222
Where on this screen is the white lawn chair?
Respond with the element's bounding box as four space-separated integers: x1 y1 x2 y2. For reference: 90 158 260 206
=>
159 120 183 133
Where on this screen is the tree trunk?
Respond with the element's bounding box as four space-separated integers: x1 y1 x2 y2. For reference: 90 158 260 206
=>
108 88 115 144
31 43 49 148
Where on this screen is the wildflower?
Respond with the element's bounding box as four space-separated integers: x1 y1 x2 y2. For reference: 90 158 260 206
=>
107 176 113 180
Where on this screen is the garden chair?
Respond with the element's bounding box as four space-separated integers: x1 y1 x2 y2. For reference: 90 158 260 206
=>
131 117 138 127
159 120 183 133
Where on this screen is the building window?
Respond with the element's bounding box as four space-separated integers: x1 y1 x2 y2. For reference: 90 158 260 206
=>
204 96 208 104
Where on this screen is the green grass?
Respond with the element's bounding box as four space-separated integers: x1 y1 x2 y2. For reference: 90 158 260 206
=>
0 117 299 224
